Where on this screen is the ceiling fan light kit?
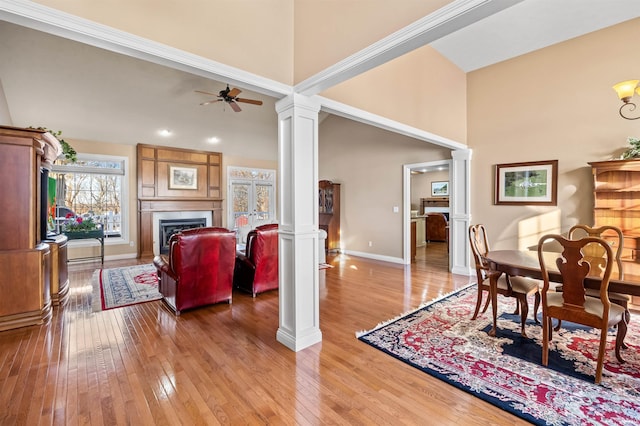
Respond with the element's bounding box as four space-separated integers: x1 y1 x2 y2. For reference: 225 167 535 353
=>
195 84 263 112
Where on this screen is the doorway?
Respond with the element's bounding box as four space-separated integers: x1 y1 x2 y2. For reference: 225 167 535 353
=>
228 167 276 244
403 159 451 268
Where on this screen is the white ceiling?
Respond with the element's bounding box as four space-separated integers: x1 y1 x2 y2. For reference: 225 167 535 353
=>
1 0 639 158
431 0 640 72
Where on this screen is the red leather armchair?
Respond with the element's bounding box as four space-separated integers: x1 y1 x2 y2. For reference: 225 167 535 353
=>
234 224 278 296
153 227 236 315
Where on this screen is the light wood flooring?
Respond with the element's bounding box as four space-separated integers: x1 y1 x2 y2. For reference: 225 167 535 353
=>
0 243 529 425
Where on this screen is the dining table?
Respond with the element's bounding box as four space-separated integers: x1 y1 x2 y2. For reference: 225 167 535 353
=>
482 249 640 337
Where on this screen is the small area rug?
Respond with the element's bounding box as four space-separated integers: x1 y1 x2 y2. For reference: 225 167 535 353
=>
92 264 161 311
357 285 640 426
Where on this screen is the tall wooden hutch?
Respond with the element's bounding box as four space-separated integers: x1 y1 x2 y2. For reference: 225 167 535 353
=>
319 180 341 252
590 159 640 257
0 126 67 331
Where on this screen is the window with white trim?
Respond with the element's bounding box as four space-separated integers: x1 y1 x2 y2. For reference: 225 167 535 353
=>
52 154 127 241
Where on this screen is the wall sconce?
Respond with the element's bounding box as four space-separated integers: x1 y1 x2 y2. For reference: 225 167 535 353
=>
613 80 640 120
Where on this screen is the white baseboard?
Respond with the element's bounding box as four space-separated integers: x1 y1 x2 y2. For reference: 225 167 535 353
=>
340 249 405 264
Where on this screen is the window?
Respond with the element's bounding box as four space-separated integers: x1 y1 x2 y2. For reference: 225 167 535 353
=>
52 154 127 241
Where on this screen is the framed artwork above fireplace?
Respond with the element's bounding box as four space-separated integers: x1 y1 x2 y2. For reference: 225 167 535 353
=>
168 165 198 190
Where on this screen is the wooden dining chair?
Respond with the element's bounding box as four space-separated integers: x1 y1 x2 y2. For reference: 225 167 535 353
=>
555 225 630 337
537 234 626 384
468 224 540 336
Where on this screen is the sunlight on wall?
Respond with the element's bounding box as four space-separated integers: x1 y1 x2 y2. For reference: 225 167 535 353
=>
517 209 562 250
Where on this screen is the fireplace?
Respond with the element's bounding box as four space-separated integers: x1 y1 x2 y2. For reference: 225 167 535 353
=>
158 217 208 254
151 210 213 256
158 218 207 254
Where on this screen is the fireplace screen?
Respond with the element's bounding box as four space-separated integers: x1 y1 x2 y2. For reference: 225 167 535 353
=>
159 218 206 254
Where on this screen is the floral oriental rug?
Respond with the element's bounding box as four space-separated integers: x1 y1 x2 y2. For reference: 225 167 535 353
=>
357 285 640 426
91 264 161 311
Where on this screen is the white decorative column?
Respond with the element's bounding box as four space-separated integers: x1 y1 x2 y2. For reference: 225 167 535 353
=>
275 94 323 351
450 149 473 276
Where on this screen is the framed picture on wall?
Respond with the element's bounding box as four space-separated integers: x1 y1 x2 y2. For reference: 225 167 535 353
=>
168 165 198 190
431 181 449 197
495 159 558 205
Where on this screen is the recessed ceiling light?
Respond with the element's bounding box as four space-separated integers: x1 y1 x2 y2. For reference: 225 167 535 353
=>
158 129 172 137
207 136 220 144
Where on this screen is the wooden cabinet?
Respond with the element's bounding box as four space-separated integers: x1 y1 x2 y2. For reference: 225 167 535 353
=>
45 234 69 305
426 213 448 242
319 180 341 252
590 159 640 306
590 159 640 254
0 126 62 330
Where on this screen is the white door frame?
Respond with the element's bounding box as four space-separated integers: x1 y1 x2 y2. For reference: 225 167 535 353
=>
403 159 452 266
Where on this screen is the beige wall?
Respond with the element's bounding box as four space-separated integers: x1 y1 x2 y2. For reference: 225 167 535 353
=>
34 0 455 89
33 0 294 84
320 45 467 143
320 115 450 258
468 18 640 251
411 170 449 211
293 0 449 83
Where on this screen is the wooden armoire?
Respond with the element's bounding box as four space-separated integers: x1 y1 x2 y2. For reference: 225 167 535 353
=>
319 180 341 252
0 126 65 330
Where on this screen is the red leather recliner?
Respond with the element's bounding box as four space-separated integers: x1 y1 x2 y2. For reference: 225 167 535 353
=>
153 227 235 315
234 223 278 296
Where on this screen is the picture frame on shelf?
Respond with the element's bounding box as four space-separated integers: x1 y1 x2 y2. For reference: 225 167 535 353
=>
495 160 558 205
168 165 198 190
431 181 449 197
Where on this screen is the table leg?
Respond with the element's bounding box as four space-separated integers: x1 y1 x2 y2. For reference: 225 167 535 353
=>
488 271 499 337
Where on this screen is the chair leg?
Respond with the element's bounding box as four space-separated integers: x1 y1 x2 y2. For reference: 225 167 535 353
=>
615 319 627 364
480 290 491 314
623 309 630 349
512 297 520 315
517 295 529 337
595 330 609 384
542 315 550 366
471 287 485 320
533 292 540 324
554 319 562 332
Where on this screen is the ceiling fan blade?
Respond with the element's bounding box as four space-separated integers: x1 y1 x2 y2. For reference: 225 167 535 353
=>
235 98 263 106
227 87 241 98
200 99 223 106
228 101 242 112
195 90 219 97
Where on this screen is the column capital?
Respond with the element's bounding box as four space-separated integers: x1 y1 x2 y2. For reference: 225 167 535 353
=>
276 93 321 115
451 148 472 161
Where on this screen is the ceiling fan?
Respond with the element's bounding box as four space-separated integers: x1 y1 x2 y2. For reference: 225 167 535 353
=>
195 84 263 112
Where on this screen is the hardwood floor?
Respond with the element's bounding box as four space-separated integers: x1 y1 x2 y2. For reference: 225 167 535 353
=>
0 244 529 425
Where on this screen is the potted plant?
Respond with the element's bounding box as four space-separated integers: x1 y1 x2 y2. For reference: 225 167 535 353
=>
621 136 640 159
62 214 103 239
28 127 77 162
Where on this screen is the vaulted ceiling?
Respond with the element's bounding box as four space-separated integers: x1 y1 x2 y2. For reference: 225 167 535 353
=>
1 0 639 159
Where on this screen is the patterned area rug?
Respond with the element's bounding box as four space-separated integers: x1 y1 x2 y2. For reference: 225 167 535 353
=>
357 285 640 426
91 264 161 311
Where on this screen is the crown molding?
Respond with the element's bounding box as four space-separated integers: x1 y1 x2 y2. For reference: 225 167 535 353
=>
294 0 523 96
317 96 467 151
